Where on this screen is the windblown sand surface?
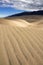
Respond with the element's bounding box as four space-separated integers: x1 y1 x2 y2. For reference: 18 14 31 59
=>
0 18 43 65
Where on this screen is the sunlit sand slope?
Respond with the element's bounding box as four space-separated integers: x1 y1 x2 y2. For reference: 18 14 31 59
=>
0 19 43 65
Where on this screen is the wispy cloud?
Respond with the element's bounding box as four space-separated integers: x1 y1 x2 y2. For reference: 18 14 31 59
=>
0 0 43 11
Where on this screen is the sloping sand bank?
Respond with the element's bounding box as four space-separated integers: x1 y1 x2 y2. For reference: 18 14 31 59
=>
0 19 43 65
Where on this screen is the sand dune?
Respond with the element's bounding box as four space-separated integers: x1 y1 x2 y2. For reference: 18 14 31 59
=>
0 18 43 65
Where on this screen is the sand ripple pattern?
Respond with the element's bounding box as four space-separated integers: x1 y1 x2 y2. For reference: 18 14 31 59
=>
0 19 43 65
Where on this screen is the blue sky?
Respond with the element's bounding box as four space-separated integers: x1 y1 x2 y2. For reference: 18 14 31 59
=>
0 7 24 18
0 0 43 18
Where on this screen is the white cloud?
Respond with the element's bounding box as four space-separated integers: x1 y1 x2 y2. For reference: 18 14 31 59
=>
0 0 43 11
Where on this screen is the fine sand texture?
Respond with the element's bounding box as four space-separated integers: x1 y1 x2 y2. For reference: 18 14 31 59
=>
0 17 43 65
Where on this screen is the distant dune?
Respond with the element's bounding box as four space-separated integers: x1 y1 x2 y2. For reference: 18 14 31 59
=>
6 10 43 25
0 14 43 65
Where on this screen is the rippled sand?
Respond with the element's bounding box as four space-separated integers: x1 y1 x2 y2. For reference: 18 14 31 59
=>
0 18 43 65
